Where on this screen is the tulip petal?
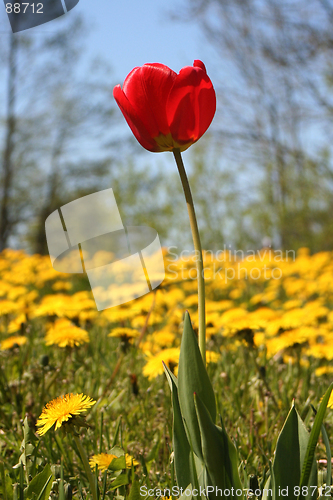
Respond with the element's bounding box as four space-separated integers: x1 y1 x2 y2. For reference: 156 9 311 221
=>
122 63 177 138
167 63 216 145
113 84 160 152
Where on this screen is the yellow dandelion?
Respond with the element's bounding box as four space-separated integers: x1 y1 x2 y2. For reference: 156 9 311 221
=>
147 328 176 348
36 393 96 436
0 299 19 315
218 307 248 327
33 294 72 318
7 314 27 334
52 280 72 291
124 453 139 468
101 305 138 323
108 327 140 339
315 366 333 377
325 392 333 409
89 453 139 472
143 348 219 380
229 289 243 300
89 453 116 472
206 351 220 364
7 286 27 300
0 335 27 350
45 318 89 347
143 348 180 380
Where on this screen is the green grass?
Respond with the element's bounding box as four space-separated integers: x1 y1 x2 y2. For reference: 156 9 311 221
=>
0 314 332 499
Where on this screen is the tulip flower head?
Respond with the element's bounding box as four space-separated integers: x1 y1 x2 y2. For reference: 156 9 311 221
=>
113 60 216 152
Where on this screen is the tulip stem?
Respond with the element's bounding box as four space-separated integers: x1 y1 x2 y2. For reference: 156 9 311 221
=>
173 148 206 364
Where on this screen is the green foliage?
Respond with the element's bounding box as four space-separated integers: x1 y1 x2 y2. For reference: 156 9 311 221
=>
299 383 333 496
1 294 333 499
194 394 243 498
128 480 141 500
164 362 192 490
166 312 333 500
271 403 317 500
0 462 13 500
178 312 216 460
169 312 244 499
25 465 54 500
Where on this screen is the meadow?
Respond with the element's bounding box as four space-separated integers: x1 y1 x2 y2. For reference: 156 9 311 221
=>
0 246 333 499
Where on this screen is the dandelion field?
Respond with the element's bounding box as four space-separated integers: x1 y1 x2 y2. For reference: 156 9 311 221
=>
1 247 333 499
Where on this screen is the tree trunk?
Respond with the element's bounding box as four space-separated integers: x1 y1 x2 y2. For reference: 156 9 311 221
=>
0 35 18 251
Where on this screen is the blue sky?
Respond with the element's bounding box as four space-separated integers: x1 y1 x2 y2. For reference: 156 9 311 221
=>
77 0 211 82
0 0 213 81
0 0 218 170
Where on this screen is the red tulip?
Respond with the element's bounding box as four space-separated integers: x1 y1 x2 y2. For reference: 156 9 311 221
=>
113 60 216 152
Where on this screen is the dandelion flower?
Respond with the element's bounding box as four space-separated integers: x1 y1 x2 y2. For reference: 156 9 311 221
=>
143 348 219 380
0 299 19 315
315 366 333 377
52 280 72 291
206 351 220 363
89 453 139 472
45 318 89 348
108 327 140 339
321 389 333 409
0 335 27 350
36 393 96 436
143 348 181 380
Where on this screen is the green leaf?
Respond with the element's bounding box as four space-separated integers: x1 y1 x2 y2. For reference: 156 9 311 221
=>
112 416 122 448
178 312 216 460
109 445 125 456
109 456 126 471
194 393 244 499
109 473 129 490
178 484 194 500
23 417 38 446
128 480 141 500
0 462 13 500
164 361 178 390
25 464 54 500
145 431 161 463
193 454 207 498
262 476 272 500
321 423 331 487
58 462 65 500
164 362 192 490
272 402 317 500
299 382 333 499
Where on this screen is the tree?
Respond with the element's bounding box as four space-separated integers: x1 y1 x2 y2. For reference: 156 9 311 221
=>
176 0 333 251
0 15 117 253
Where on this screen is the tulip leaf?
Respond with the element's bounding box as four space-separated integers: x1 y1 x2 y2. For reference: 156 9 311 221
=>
272 402 317 500
193 454 208 499
179 484 193 500
178 312 216 460
163 362 192 490
163 361 178 390
194 393 244 499
299 382 333 499
261 476 272 500
321 423 331 487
